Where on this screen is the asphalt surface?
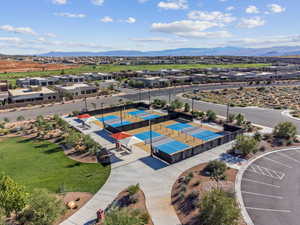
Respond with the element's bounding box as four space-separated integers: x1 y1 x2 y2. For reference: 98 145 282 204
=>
241 149 300 225
2 82 300 132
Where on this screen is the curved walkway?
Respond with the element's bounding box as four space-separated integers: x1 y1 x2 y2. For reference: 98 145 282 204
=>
60 141 235 225
236 147 300 225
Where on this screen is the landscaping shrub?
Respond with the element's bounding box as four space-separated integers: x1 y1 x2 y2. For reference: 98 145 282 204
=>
127 184 140 196
204 160 227 182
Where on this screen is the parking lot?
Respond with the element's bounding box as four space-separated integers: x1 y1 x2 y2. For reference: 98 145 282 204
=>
241 149 300 225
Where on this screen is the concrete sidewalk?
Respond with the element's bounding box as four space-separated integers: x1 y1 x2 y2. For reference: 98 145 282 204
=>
60 141 235 225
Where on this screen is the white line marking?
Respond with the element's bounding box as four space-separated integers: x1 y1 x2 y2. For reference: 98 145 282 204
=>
246 207 291 213
242 191 283 199
248 164 285 180
264 157 292 169
242 178 280 188
277 152 300 164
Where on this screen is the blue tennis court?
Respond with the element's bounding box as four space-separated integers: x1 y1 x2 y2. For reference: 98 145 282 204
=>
128 110 145 116
110 121 132 127
135 131 162 141
166 123 193 131
141 114 161 120
156 140 190 155
97 115 118 122
192 130 221 141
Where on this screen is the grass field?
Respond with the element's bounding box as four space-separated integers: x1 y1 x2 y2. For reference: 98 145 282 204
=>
0 63 270 82
0 137 110 194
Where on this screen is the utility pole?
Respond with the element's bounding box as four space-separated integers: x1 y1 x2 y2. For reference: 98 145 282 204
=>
168 89 171 104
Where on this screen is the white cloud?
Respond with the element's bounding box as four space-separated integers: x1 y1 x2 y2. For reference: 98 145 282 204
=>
101 16 114 23
238 17 265 28
267 4 285 13
0 25 37 35
52 0 67 5
187 11 236 24
91 0 104 6
44 33 57 38
0 37 22 43
246 5 260 14
158 0 188 10
151 20 231 38
226 6 235 11
54 12 86 18
125 17 136 24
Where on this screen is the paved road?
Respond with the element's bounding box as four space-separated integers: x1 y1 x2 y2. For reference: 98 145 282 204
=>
241 149 300 225
2 82 300 132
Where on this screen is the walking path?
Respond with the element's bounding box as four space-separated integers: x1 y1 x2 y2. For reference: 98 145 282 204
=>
61 115 249 225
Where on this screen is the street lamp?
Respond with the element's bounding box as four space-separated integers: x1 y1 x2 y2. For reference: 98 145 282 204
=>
192 97 195 113
226 103 230 123
84 97 88 112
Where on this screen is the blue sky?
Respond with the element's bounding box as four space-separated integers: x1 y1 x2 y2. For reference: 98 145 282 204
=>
0 0 297 54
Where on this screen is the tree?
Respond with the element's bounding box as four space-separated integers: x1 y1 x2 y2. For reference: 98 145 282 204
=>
234 135 258 157
184 103 190 112
0 175 28 216
16 116 25 122
228 114 235 123
235 113 245 126
103 208 148 225
273 121 297 140
206 110 217 122
18 189 65 225
3 118 9 123
199 188 240 225
205 160 227 183
170 99 183 111
253 132 262 142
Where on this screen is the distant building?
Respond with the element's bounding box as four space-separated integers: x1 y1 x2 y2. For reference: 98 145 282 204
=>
55 83 98 97
8 87 59 103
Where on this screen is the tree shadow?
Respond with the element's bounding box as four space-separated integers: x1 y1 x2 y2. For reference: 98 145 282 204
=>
18 137 36 143
35 143 50 148
44 147 63 154
66 162 82 168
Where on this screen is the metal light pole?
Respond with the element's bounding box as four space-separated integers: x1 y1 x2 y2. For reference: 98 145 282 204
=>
84 97 88 112
226 103 230 122
168 89 171 104
192 98 195 112
149 119 153 157
101 102 105 127
139 89 141 101
148 89 151 105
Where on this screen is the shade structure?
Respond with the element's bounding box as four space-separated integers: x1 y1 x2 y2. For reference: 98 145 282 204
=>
119 136 142 147
111 132 132 141
77 114 91 119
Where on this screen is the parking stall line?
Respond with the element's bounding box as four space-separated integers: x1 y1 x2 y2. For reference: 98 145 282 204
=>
246 207 291 213
242 178 280 188
249 164 285 180
263 157 292 169
242 191 283 200
277 153 300 164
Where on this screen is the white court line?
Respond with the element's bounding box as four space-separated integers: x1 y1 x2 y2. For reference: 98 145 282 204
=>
242 178 280 188
242 191 283 199
246 207 291 213
264 157 292 169
277 152 300 164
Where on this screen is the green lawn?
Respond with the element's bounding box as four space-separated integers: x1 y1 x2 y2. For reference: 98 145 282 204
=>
0 137 110 194
2 63 270 83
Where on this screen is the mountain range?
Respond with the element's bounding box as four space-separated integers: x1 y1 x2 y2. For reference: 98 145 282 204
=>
37 46 300 57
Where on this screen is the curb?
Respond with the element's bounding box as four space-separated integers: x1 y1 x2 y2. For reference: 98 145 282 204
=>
235 147 300 225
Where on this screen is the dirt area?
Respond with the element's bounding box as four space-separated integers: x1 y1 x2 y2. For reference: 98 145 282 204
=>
184 86 300 110
0 60 78 73
171 163 246 225
64 147 98 163
109 188 154 225
55 192 93 225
